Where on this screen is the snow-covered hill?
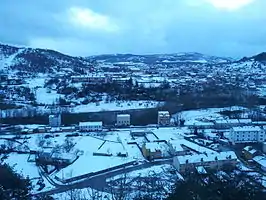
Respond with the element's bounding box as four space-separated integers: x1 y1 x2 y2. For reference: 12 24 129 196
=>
1 43 265 76
88 52 233 64
0 44 94 74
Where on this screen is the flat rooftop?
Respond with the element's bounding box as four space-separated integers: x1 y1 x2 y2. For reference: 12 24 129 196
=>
79 121 103 126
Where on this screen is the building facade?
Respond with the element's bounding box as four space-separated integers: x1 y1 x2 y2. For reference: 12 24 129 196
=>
229 126 266 144
116 114 130 126
79 122 103 132
142 142 163 160
158 111 170 126
173 151 237 172
49 114 61 127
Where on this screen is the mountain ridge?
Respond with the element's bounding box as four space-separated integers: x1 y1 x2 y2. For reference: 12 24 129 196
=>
0 42 265 74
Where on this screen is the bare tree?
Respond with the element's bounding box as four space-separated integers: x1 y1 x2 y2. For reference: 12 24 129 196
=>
86 188 106 200
36 134 45 148
5 140 14 150
66 188 83 200
107 173 129 200
51 144 62 154
63 138 75 152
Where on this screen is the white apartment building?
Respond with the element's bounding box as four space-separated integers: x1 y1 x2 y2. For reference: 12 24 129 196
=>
116 114 130 126
79 121 103 132
49 114 61 127
173 151 237 172
158 111 170 126
229 126 266 144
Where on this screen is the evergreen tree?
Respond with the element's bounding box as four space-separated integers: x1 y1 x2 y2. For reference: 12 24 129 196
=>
0 163 31 200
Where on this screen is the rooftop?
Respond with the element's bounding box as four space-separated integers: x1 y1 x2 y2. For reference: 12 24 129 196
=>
196 166 207 174
176 151 237 165
185 120 214 126
79 121 103 126
232 126 262 132
158 111 170 116
239 119 252 123
71 75 106 78
169 140 184 152
145 142 164 152
227 119 239 124
243 146 257 155
117 114 130 117
253 156 266 167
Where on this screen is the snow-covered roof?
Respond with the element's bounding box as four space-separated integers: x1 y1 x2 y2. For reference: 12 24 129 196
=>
243 146 257 155
158 111 170 116
215 119 228 124
239 119 252 123
79 121 103 126
252 121 266 125
185 120 214 126
227 119 239 124
169 140 184 152
176 151 237 165
253 156 266 167
117 114 130 117
232 126 262 132
131 129 146 133
71 75 106 78
145 142 163 152
196 166 207 174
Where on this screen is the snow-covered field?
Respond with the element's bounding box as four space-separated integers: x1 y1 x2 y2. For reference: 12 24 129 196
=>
36 88 62 104
1 117 260 196
173 107 247 126
3 153 40 179
73 101 162 113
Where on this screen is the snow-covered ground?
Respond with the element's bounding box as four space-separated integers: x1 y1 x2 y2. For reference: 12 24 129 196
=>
174 107 247 126
73 101 162 113
109 164 174 181
55 134 138 180
3 153 39 179
36 88 62 104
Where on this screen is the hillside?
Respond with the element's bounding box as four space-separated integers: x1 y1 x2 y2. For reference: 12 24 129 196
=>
88 52 233 64
0 44 94 74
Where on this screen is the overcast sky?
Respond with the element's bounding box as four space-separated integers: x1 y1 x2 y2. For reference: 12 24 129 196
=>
0 0 265 57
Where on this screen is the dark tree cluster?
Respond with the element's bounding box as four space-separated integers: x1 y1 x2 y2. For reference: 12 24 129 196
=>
0 163 31 200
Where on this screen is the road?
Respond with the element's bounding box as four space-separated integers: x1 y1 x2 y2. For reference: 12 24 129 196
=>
34 158 173 197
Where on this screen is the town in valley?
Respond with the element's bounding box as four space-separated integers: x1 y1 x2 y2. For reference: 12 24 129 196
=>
1 44 266 199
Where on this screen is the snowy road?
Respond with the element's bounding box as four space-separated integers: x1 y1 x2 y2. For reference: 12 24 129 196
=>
33 158 173 197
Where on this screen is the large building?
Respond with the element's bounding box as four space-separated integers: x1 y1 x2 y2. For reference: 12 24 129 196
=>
142 142 165 160
79 122 103 132
158 111 170 126
116 114 130 126
49 114 61 127
173 151 237 172
215 119 252 129
229 126 266 144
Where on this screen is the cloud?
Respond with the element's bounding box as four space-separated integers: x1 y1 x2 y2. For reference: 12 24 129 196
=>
0 0 265 57
206 0 255 10
68 7 119 32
